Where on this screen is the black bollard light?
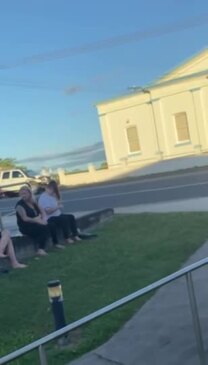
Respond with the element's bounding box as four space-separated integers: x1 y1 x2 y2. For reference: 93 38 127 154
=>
47 280 69 345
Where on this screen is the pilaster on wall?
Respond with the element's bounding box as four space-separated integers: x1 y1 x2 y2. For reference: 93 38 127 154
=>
57 169 66 185
189 88 203 153
99 113 116 168
150 98 168 158
193 86 208 151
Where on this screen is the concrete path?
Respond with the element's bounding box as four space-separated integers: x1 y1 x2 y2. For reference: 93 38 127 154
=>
115 197 208 214
68 242 208 365
67 198 208 365
128 154 208 178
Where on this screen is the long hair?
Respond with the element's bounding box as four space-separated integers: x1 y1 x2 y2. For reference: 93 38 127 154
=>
47 180 60 200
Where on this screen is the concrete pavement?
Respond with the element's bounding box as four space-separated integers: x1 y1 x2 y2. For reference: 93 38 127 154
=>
69 242 208 365
128 154 208 177
115 196 208 214
67 198 208 365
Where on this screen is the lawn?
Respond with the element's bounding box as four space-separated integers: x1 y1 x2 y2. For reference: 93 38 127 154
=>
1 212 208 364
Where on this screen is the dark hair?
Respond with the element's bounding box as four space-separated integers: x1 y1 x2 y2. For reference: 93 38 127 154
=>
47 180 60 200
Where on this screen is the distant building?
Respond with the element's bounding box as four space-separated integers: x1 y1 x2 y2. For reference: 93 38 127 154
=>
96 49 208 169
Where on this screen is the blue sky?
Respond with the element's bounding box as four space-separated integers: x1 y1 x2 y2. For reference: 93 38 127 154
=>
1 0 208 171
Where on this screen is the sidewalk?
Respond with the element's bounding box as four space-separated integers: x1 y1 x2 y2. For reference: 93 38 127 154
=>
67 198 208 365
115 196 208 214
127 154 208 178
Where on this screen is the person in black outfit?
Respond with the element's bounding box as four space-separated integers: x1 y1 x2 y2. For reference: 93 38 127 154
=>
16 186 49 256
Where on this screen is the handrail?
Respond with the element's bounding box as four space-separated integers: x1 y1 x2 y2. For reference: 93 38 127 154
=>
0 256 208 364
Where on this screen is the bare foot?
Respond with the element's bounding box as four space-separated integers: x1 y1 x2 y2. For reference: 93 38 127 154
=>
66 238 74 244
12 263 27 269
0 252 7 258
37 249 48 256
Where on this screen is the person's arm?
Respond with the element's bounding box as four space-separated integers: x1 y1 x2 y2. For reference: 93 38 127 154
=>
57 200 63 209
16 206 40 223
44 206 59 214
16 205 46 224
37 204 49 221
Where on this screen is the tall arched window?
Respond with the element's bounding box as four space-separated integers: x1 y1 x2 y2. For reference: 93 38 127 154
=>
126 125 141 153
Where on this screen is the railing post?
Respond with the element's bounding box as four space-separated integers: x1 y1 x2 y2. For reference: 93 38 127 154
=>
38 345 48 365
47 280 69 346
186 272 206 365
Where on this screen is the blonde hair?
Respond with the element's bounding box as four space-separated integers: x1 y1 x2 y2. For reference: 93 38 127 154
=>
19 185 32 196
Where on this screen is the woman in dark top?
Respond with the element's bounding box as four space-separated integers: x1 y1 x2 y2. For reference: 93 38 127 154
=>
0 229 27 269
16 186 49 256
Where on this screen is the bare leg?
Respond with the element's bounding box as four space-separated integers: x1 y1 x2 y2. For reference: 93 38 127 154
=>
0 230 10 257
0 230 26 269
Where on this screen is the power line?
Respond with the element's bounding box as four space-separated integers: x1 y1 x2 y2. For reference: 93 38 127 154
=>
0 14 208 70
0 79 61 91
0 69 123 92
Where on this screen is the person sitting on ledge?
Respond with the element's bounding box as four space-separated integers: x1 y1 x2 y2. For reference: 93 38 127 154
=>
15 186 49 256
0 229 27 269
38 180 81 246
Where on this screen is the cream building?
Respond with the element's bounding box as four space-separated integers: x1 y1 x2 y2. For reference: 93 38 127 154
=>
96 49 208 169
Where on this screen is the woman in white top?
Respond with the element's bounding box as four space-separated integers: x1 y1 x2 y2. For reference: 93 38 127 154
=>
38 180 81 246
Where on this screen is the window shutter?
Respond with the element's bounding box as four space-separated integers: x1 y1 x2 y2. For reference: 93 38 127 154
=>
127 126 140 152
175 112 190 142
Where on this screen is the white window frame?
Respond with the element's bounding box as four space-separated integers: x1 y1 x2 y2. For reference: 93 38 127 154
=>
12 170 24 179
2 172 10 179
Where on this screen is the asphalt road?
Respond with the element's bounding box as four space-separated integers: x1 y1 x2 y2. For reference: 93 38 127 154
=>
1 169 208 215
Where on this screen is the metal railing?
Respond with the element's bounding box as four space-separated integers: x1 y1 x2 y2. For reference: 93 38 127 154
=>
0 257 208 365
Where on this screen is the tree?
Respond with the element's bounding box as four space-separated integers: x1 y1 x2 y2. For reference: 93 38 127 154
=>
0 158 26 170
99 161 108 170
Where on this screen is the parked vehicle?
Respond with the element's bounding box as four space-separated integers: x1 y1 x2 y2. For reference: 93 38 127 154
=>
0 186 5 198
26 170 51 184
0 169 47 197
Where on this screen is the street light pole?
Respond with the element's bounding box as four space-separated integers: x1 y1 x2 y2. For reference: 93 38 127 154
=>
128 86 163 159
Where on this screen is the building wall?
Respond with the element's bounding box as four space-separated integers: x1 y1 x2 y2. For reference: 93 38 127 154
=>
104 103 159 167
58 162 152 186
158 91 200 157
97 77 208 168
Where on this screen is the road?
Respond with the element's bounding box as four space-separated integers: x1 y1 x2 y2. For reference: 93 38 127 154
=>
1 169 208 215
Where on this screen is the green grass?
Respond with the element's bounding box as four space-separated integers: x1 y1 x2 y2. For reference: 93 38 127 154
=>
1 213 208 364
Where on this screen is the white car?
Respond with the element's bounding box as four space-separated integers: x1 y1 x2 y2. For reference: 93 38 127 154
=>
0 169 43 197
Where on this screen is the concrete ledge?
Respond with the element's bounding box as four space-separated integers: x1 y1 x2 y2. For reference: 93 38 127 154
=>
0 208 114 269
77 208 114 230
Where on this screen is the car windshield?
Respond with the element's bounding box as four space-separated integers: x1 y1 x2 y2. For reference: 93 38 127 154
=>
24 170 37 178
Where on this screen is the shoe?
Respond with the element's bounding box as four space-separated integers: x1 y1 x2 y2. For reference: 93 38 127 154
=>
74 236 82 242
37 249 48 256
66 238 74 244
55 244 65 249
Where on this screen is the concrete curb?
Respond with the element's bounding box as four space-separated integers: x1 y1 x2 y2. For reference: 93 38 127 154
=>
0 208 114 269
